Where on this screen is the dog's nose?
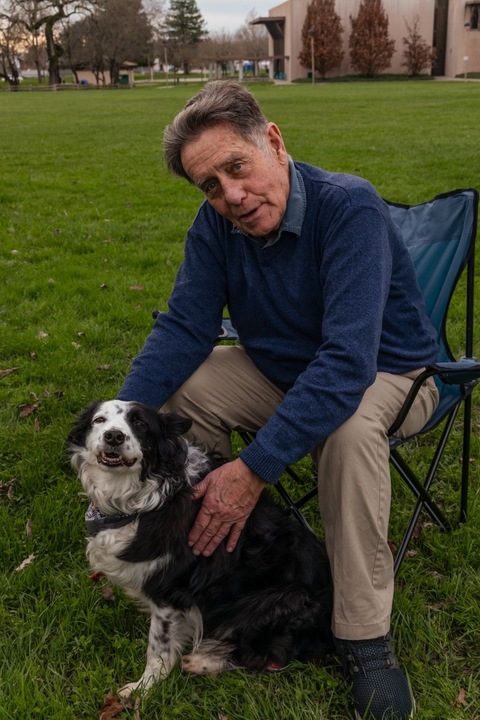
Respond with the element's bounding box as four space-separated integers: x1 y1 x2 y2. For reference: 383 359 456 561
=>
103 429 125 447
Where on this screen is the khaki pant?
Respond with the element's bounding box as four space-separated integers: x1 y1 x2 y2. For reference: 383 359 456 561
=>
163 345 439 641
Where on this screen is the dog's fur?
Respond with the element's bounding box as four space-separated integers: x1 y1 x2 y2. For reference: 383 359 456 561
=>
68 399 333 696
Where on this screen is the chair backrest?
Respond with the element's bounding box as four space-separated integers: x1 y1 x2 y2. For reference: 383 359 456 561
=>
386 189 479 427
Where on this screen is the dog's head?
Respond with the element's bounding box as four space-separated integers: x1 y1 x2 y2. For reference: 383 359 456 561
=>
68 400 194 512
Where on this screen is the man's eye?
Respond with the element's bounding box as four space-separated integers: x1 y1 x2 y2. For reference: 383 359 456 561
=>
204 180 218 194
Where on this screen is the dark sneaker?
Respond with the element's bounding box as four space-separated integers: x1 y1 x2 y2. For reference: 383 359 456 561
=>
334 634 414 719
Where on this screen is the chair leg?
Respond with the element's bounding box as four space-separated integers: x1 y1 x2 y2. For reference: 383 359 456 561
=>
460 394 472 524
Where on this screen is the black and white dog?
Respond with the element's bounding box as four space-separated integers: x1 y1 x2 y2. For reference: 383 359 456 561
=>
68 399 333 697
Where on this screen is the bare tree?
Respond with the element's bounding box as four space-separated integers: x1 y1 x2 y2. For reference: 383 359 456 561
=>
299 0 344 80
402 15 436 77
235 10 268 76
198 29 237 77
11 1 97 85
349 0 395 77
63 0 153 84
0 2 26 87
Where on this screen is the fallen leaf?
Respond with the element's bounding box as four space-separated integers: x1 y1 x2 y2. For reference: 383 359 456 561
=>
100 584 115 603
37 330 49 338
15 553 35 572
387 539 398 555
129 285 144 291
97 364 111 371
18 402 40 418
0 367 18 378
30 351 37 360
26 520 33 540
427 598 454 611
454 687 468 708
99 693 126 720
0 479 16 501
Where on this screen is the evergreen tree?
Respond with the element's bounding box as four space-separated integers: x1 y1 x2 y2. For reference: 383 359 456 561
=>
165 0 207 74
349 0 395 77
299 0 344 80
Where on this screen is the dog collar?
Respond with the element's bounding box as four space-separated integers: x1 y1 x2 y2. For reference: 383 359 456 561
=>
85 502 138 536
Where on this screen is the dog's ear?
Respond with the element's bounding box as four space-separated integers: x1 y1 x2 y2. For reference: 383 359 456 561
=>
67 400 102 447
161 412 192 439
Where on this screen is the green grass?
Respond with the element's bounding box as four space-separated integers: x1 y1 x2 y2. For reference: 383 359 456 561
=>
1 81 479 719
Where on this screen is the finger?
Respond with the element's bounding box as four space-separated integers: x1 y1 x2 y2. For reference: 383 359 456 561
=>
197 522 232 557
225 520 247 554
188 505 215 547
191 477 208 500
189 513 226 555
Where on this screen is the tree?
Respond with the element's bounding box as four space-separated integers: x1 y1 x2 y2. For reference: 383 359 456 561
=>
62 0 153 84
349 0 395 77
299 0 344 80
402 15 436 77
236 10 268 76
13 1 97 85
164 0 207 74
0 3 25 87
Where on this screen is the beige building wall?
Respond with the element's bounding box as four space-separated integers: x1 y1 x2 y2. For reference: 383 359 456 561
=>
445 0 480 76
268 0 479 80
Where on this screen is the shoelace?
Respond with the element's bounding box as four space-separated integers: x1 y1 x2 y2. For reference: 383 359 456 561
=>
344 637 397 677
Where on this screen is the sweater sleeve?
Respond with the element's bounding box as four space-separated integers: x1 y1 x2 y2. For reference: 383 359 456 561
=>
117 206 228 408
239 203 393 484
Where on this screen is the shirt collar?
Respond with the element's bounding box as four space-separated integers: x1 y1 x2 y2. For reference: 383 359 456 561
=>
231 159 306 247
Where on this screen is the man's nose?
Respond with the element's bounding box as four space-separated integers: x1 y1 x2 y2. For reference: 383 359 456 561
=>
221 179 245 205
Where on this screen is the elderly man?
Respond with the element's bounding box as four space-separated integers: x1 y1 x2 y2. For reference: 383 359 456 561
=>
118 80 438 719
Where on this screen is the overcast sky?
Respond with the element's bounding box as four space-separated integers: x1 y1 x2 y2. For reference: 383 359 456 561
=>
196 1 274 34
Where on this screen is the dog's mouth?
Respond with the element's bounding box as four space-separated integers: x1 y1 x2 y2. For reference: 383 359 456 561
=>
97 451 137 468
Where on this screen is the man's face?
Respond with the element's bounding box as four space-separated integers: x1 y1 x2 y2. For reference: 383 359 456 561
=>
180 123 290 238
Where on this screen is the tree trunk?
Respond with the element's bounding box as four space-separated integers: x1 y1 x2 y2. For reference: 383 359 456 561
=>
45 18 62 85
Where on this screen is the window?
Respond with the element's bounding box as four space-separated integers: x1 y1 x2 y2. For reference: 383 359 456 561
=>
467 2 480 30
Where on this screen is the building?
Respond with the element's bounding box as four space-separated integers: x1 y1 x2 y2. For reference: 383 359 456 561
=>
253 0 480 80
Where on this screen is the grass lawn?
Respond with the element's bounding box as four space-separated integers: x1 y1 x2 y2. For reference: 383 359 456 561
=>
1 81 479 719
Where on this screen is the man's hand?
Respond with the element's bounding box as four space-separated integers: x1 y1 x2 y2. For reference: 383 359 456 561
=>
188 458 265 557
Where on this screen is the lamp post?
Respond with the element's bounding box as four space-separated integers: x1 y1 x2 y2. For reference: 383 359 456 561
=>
308 28 315 84
163 41 169 85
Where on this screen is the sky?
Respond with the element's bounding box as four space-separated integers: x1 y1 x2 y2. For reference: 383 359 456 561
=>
196 1 274 34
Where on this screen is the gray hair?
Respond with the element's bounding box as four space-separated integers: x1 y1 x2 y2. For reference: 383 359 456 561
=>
163 80 269 182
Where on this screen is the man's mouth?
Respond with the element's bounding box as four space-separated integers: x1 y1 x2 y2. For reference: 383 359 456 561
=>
239 206 260 223
97 451 136 468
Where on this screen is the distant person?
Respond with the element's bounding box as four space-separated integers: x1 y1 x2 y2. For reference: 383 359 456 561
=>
119 80 439 719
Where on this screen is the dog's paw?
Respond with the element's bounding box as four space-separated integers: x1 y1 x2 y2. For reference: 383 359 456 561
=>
118 679 149 699
181 651 230 675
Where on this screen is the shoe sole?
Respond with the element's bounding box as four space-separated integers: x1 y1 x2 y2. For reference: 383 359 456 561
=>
354 702 415 719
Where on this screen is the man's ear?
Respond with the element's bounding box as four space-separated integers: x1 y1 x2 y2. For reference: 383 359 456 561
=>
266 122 288 162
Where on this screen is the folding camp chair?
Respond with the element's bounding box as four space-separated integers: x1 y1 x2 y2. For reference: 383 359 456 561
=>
153 187 479 574
221 188 480 574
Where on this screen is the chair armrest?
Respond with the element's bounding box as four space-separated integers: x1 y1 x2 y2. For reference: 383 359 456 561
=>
430 358 480 385
388 359 480 436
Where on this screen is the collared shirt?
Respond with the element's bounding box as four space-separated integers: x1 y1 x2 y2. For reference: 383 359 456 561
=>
231 159 306 247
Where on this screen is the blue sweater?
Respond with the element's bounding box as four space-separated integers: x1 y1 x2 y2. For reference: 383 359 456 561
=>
118 162 438 484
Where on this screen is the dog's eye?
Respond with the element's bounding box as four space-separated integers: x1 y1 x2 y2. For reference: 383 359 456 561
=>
132 418 146 429
93 416 106 425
